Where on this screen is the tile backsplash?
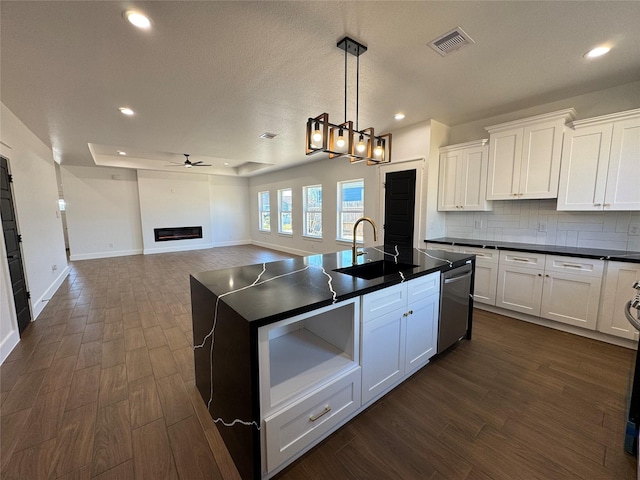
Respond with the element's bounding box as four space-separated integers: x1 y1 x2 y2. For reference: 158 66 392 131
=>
444 199 640 252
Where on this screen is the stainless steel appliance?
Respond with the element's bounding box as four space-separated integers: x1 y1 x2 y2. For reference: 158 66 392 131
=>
625 281 640 456
438 262 473 353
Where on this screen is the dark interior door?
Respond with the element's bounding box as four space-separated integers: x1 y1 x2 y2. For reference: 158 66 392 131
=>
1 156 31 334
384 169 416 248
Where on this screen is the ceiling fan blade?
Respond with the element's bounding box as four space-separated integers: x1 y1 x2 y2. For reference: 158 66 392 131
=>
166 164 185 167
193 163 212 167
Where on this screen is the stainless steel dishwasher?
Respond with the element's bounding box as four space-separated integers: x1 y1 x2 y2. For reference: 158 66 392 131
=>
438 263 473 353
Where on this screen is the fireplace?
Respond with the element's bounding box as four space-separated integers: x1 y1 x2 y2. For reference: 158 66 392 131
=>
154 226 203 242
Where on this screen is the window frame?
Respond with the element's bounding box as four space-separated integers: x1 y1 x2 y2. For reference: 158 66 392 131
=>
302 184 323 239
277 188 293 235
337 179 365 243
258 191 271 232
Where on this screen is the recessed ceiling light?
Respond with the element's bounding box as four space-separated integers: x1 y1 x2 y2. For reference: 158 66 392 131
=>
124 11 151 30
224 162 230 166
117 150 127 155
394 113 405 120
118 107 134 116
584 46 611 58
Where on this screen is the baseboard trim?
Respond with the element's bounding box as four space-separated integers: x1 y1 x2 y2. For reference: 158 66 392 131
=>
0 329 20 365
70 249 143 261
475 302 637 349
32 265 71 319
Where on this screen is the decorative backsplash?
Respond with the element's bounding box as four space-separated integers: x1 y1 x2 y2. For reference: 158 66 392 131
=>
444 199 640 252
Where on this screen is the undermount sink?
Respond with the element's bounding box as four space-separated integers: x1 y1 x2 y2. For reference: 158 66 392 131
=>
333 260 418 280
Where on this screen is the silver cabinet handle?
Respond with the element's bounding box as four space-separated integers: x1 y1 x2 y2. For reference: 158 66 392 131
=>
594 203 601 207
309 406 331 422
562 263 583 269
512 257 531 262
604 203 611 207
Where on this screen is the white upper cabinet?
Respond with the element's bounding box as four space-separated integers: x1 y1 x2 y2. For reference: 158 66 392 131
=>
485 109 576 200
438 140 491 211
557 109 640 211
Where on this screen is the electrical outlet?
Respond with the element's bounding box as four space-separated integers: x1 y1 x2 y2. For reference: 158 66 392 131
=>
538 222 547 232
474 220 483 229
629 224 640 236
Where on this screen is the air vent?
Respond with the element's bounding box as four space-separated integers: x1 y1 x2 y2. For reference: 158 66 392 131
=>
259 132 277 139
428 27 474 56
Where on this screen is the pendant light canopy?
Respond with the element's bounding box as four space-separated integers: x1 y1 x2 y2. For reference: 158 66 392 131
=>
305 36 392 165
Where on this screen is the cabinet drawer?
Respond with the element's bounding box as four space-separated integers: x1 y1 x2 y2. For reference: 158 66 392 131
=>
499 250 545 269
457 246 499 264
543 255 604 278
407 272 440 302
264 368 361 473
425 243 459 253
362 283 406 322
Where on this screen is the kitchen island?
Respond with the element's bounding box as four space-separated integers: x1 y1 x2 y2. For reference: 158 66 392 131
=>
190 246 475 479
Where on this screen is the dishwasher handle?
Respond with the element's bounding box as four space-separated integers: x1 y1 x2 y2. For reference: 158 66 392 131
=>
444 270 472 284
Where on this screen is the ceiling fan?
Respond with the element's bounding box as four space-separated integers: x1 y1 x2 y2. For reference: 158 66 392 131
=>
167 154 211 168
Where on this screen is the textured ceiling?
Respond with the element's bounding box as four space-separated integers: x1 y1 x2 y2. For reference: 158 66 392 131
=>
1 1 639 176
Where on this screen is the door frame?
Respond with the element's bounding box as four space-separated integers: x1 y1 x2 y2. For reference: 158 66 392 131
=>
378 158 425 249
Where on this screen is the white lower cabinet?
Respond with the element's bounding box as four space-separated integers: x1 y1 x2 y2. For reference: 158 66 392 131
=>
361 273 440 405
597 261 640 340
539 256 603 330
496 251 545 315
264 368 361 472
457 246 499 306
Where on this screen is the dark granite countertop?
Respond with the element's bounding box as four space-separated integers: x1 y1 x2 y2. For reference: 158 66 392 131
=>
191 246 474 327
425 237 640 263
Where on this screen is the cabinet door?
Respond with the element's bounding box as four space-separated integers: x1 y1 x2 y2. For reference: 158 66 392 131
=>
540 271 602 330
598 261 640 340
496 264 544 316
438 151 461 211
472 262 498 306
361 309 405 405
604 116 640 210
460 146 491 210
557 124 613 211
487 128 522 200
404 293 439 376
519 120 564 199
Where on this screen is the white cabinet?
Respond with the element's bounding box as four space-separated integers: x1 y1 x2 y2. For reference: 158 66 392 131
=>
496 251 545 315
438 140 491 211
597 261 640 340
457 246 499 306
361 273 439 405
539 255 604 330
557 109 640 211
486 109 575 200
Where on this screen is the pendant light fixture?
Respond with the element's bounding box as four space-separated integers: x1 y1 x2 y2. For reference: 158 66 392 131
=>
305 36 392 165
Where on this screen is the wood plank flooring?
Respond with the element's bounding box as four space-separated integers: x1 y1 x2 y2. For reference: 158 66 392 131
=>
1 245 637 479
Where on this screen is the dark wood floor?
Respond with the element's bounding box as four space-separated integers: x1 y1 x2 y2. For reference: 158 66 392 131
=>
1 245 637 479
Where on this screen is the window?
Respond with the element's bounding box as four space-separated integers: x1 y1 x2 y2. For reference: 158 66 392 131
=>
258 191 270 232
278 188 292 234
303 185 322 238
337 179 364 242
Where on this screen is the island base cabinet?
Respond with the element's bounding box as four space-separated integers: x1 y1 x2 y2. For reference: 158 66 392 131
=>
404 292 439 376
361 309 405 405
264 368 361 474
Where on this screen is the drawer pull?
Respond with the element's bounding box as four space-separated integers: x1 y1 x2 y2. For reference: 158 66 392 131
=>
562 263 583 269
512 257 531 262
593 203 601 207
309 406 331 422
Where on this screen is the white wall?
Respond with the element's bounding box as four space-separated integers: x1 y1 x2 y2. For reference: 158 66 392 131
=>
61 165 143 260
0 103 69 343
209 175 250 246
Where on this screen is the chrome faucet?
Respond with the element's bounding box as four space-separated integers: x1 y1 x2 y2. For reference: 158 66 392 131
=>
352 217 378 265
